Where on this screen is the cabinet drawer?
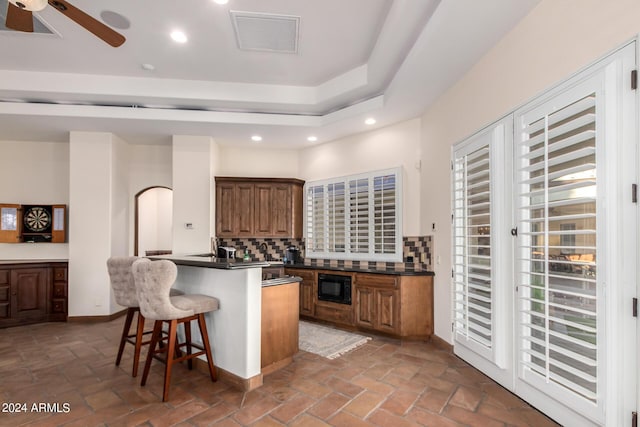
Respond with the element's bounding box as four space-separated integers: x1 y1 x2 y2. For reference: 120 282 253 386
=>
354 273 397 288
51 299 66 314
314 304 353 326
285 269 314 282
53 267 67 281
0 270 8 285
52 283 67 298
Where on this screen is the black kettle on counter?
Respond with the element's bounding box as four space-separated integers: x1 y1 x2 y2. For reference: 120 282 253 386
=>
284 245 300 265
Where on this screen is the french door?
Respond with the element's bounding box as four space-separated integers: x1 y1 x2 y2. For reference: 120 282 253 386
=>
452 118 513 387
452 42 637 427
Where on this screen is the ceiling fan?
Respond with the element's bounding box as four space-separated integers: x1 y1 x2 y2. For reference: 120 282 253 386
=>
6 0 125 47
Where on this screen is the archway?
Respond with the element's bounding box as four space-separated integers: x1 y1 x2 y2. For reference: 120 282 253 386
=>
134 186 173 256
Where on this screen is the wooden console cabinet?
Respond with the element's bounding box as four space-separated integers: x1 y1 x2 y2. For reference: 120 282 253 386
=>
285 267 434 340
215 177 304 238
0 261 68 328
261 281 299 375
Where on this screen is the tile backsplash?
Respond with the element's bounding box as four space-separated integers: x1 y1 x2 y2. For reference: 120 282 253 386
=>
217 238 303 261
218 235 433 272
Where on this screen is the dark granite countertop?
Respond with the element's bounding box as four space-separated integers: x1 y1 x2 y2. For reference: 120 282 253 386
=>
148 254 270 269
283 263 434 276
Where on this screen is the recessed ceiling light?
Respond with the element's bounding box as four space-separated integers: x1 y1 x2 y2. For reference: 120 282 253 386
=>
251 135 262 142
141 63 155 71
365 118 376 125
170 30 188 43
213 0 229 4
307 136 318 142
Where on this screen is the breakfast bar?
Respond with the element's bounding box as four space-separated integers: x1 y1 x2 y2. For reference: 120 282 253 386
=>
149 254 300 391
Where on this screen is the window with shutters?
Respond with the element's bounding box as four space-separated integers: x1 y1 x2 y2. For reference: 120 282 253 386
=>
305 167 402 262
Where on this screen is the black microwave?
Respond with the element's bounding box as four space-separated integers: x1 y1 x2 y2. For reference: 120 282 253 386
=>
317 273 352 305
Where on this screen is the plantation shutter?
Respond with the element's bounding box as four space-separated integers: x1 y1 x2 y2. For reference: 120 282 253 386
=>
452 120 511 366
306 185 325 252
327 182 346 253
373 174 397 254
349 178 369 253
453 143 492 348
515 86 601 414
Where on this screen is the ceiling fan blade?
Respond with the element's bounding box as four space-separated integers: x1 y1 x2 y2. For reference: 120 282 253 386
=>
48 0 125 47
6 3 34 32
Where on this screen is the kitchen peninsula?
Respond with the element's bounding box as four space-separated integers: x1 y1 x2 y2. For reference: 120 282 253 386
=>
149 254 300 391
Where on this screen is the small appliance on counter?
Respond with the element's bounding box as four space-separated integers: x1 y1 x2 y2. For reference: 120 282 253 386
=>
217 246 236 259
284 245 300 264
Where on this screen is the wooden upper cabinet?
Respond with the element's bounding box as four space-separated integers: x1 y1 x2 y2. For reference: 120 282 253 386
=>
0 204 66 243
236 183 255 236
215 177 304 238
216 183 236 235
271 184 293 237
254 183 274 236
0 204 21 243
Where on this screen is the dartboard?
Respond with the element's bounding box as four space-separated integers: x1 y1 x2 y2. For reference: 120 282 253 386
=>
24 206 51 232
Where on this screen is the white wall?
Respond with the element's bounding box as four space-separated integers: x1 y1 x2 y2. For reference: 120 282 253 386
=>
299 118 422 236
0 140 69 259
217 146 300 178
68 132 116 316
420 0 640 343
172 135 218 254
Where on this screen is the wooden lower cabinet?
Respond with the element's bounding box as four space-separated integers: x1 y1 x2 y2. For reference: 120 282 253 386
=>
0 262 68 328
355 274 401 335
355 273 433 339
287 267 434 340
285 268 315 317
261 281 299 374
375 288 399 334
12 268 48 322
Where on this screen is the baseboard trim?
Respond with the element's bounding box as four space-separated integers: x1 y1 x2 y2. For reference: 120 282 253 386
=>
68 308 127 323
191 357 263 392
261 356 293 376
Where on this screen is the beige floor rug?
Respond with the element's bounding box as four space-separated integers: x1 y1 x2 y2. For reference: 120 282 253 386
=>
299 320 371 359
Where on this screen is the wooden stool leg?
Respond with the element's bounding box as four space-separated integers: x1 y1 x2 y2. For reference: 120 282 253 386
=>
197 313 217 382
185 319 193 370
132 311 145 377
141 320 162 387
163 319 178 402
116 308 135 367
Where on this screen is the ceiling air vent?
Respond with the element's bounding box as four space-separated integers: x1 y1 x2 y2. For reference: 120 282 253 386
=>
230 10 299 54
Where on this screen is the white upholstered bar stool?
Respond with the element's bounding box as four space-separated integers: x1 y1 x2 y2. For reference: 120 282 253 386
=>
132 258 218 402
106 256 183 377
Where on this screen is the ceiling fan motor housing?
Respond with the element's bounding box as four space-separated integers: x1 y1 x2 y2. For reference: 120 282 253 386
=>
9 0 47 12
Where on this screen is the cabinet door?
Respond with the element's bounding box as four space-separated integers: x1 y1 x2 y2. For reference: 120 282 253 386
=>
271 185 292 237
300 281 315 317
376 289 399 334
355 286 375 328
236 183 255 236
0 269 9 319
216 182 237 236
11 268 48 321
254 183 274 236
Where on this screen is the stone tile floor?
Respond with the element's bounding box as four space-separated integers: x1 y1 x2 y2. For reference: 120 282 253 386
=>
0 319 560 426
